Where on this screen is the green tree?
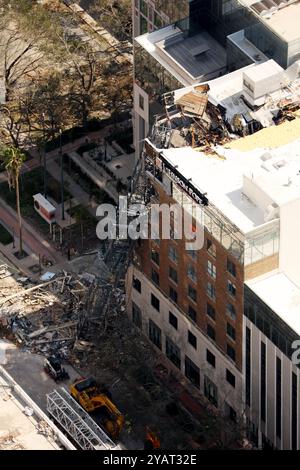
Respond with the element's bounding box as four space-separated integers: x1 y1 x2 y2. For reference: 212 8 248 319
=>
0 145 26 255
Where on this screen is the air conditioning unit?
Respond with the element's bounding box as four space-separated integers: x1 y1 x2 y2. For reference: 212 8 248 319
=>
264 202 279 222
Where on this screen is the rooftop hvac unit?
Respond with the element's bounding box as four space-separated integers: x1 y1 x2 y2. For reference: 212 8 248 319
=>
264 202 279 222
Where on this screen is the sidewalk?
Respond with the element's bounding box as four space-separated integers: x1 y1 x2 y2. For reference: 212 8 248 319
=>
0 198 65 268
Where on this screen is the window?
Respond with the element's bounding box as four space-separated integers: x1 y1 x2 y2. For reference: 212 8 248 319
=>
154 11 163 28
187 264 197 283
227 259 236 277
140 15 148 34
151 269 159 286
151 249 160 266
276 357 282 439
228 280 236 297
188 285 197 303
204 376 218 407
139 94 144 111
166 337 181 369
132 302 142 328
207 239 216 257
207 303 216 321
140 0 148 16
169 287 178 303
226 369 236 388
207 260 216 279
207 282 216 301
133 276 141 293
185 356 200 388
149 320 161 349
188 305 197 322
227 323 236 341
169 246 178 264
292 372 297 450
169 266 178 284
226 303 236 321
261 342 266 422
207 324 216 341
187 249 197 260
169 312 178 330
246 327 251 406
206 349 215 368
151 293 160 311
227 344 236 362
188 331 197 349
225 402 237 422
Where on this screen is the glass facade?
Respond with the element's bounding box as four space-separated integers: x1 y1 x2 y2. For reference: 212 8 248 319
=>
244 220 280 266
189 0 255 45
135 43 182 126
134 0 190 37
244 285 299 365
188 0 289 68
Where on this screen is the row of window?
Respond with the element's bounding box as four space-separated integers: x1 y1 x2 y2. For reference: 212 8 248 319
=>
150 245 237 308
148 270 237 315
169 310 235 343
135 0 168 35
158 242 237 277
142 268 237 323
246 331 296 447
149 322 236 417
133 275 237 362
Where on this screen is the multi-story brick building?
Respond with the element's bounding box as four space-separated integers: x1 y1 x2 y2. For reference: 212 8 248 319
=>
126 57 300 449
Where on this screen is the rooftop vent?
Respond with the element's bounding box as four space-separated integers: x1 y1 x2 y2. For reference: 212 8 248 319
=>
260 152 273 161
264 202 279 222
273 159 287 169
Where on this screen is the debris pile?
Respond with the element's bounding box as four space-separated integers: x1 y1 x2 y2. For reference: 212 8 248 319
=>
0 431 24 450
0 271 94 358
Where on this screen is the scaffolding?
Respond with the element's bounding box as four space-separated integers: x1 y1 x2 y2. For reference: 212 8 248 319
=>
46 388 117 451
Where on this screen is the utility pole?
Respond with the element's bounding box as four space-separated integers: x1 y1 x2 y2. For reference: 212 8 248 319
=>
59 128 65 221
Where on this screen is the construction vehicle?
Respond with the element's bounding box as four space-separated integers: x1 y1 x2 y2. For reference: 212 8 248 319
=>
70 377 124 440
44 357 69 382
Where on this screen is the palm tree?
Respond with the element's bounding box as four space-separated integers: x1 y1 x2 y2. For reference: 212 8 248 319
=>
0 146 26 255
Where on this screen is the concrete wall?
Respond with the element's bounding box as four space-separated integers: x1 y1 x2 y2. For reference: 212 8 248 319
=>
133 82 150 160
243 174 275 214
288 39 300 67
244 318 300 449
244 253 279 281
279 198 300 288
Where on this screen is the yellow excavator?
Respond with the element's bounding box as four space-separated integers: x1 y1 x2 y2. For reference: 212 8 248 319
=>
70 377 124 440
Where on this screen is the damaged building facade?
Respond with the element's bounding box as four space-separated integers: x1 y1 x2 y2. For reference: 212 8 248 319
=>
133 0 300 157
126 56 300 450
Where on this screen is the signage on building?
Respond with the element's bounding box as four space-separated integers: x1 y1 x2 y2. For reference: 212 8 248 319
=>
144 139 209 206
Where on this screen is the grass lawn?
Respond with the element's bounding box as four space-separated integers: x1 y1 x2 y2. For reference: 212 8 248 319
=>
0 223 13 245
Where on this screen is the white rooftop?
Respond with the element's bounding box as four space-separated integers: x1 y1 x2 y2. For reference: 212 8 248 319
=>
246 271 300 336
136 26 193 87
135 25 227 87
161 132 300 233
243 59 283 81
240 0 300 43
0 373 60 450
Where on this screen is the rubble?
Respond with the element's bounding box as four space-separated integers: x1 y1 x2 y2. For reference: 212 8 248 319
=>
0 271 92 358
